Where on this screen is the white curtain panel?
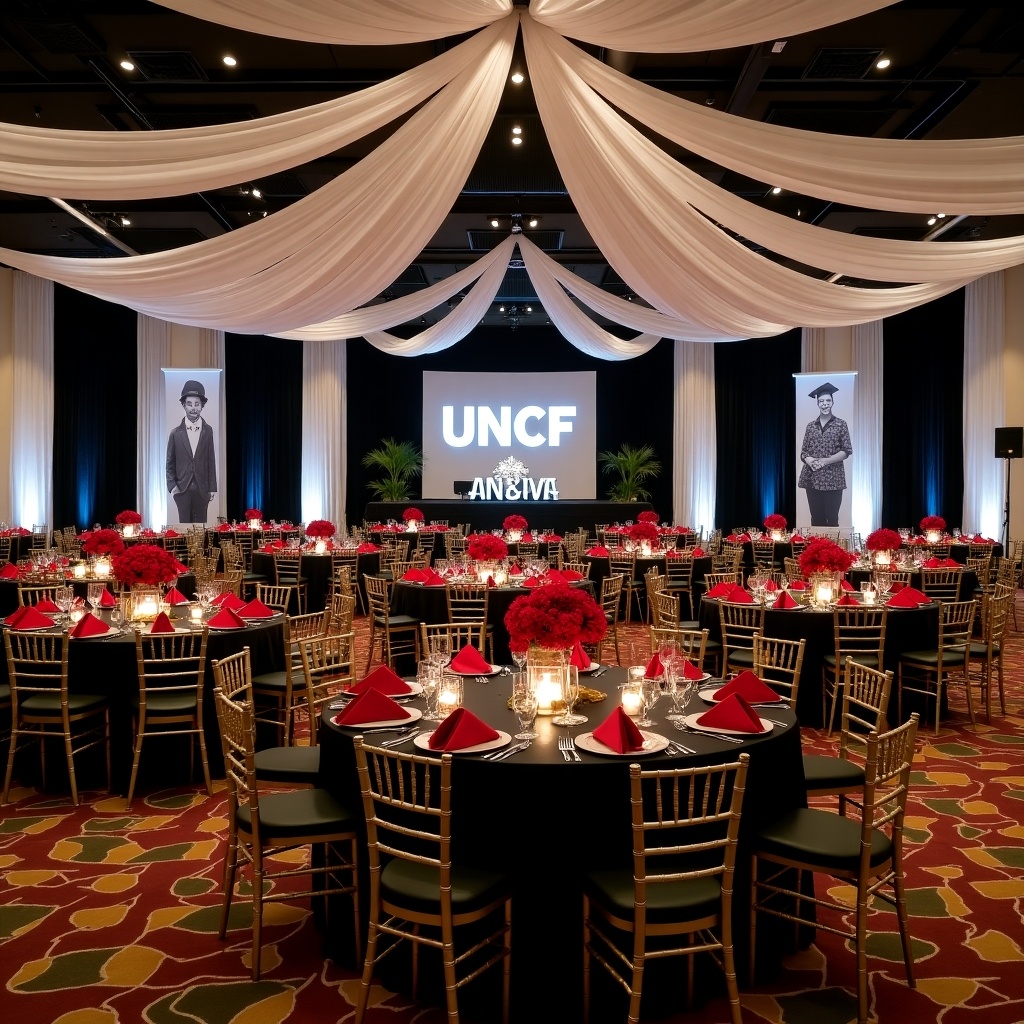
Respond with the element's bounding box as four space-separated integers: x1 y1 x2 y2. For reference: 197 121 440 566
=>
0 17 516 333
962 272 1005 538
136 315 172 529
672 340 716 532
800 327 827 372
10 272 53 530
529 0 898 53
302 340 347 528
0 25 502 200
538 22 1024 216
153 0 512 44
850 320 883 536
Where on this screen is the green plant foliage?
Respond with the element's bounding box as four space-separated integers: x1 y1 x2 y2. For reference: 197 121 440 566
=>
597 444 661 502
362 438 423 501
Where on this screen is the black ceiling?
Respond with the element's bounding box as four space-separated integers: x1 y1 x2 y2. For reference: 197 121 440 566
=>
0 0 1022 328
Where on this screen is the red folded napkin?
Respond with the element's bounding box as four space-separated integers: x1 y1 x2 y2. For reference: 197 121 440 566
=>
217 523 232 531
902 586 929 603
705 582 733 598
7 606 56 629
840 579 855 592
238 598 274 618
942 558 960 567
545 569 566 583
172 559 189 573
560 568 584 581
726 534 738 542
333 688 411 726
586 546 609 557
923 557 942 568
149 611 175 634
401 567 428 582
0 563 18 579
522 576 542 588
644 652 664 679
593 706 646 753
763 579 777 591
212 592 246 611
886 589 921 608
738 533 751 542
774 590 800 609
790 534 805 542
486 575 496 587
510 562 523 574
714 671 780 704
357 542 380 553
569 642 591 670
164 586 189 606
837 594 859 605
208 607 247 628
70 612 108 638
727 588 754 604
691 547 704 557
696 693 764 733
33 598 60 613
423 569 446 587
164 529 179 538
428 707 500 751
788 580 807 591
98 588 118 609
449 644 492 674
681 659 704 680
349 665 413 696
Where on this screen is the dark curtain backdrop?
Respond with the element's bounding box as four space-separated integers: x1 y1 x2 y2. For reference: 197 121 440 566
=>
881 289 965 529
52 284 137 530
225 334 303 523
713 330 801 532
345 326 676 526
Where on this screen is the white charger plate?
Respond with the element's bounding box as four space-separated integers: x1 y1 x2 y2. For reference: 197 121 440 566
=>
332 707 422 730
70 626 122 640
683 712 772 736
574 730 670 757
413 730 510 755
448 663 501 677
334 681 424 701
579 661 601 673
698 686 783 705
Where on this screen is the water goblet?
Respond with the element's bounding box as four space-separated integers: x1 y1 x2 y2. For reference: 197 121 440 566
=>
419 662 442 721
512 680 539 740
511 647 528 673
55 584 74 624
665 669 694 721
109 601 124 631
636 677 660 728
87 581 105 614
553 666 587 726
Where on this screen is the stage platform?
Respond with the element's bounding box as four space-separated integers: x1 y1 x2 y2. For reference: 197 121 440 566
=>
362 500 655 536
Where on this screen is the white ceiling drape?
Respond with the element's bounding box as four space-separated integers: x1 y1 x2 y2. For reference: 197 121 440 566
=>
0 23 504 200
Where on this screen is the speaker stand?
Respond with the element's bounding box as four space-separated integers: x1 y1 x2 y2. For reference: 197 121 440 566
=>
1002 457 1012 554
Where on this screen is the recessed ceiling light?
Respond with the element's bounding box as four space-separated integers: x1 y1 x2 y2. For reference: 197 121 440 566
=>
771 186 782 195
875 57 890 69
120 215 131 226
251 188 261 199
511 137 522 146
223 55 237 66
528 218 538 228
119 60 135 71
512 126 522 135
927 216 937 226
937 213 946 218
510 71 524 84
499 305 505 313
490 218 499 228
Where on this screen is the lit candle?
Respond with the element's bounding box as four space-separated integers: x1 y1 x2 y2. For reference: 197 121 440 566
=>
122 524 134 538
536 671 561 711
815 583 834 606
190 602 204 622
621 689 642 716
862 589 876 605
438 688 459 714
135 595 159 619
248 518 261 530
314 539 327 554
93 557 111 578
69 607 85 624
73 563 87 579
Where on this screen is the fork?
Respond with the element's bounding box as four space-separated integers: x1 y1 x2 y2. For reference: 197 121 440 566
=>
557 736 581 761
673 720 744 744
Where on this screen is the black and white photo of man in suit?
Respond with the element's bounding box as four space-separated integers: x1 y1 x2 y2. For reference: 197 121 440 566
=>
166 379 217 523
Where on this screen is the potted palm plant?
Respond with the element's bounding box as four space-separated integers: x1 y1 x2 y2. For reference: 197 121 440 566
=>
362 438 423 501
597 444 661 502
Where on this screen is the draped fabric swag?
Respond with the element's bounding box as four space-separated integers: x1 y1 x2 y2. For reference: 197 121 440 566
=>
301 341 347 529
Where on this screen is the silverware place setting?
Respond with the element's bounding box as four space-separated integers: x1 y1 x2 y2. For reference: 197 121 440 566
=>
482 740 531 761
557 736 581 761
672 720 744 743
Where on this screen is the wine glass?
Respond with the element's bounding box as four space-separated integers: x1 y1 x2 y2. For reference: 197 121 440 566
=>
511 647 527 673
636 677 660 728
665 667 694 721
512 683 539 740
553 666 587 726
428 633 452 670
87 581 104 614
55 584 74 624
109 600 124 631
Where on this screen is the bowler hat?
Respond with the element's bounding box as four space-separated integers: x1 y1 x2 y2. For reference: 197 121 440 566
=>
180 380 208 406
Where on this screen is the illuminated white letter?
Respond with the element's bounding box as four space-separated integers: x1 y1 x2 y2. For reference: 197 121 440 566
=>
442 406 474 447
478 406 512 447
548 406 576 447
513 406 545 447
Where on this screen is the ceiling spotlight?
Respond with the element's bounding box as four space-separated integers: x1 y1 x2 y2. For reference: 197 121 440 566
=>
927 216 937 226
937 213 946 218
119 59 135 71
770 40 787 54
512 137 522 146
875 57 890 69
251 188 262 199
490 218 500 228
498 305 506 313
510 71 524 84
223 55 237 66
771 186 782 195
528 218 538 228
512 126 522 135
120 215 131 227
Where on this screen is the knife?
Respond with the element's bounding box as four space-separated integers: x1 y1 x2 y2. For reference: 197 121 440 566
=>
592 667 608 678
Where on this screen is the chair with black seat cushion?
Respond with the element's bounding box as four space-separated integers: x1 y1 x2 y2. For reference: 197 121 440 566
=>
608 551 644 625
822 605 887 735
718 600 765 674
212 675 360 979
750 714 919 1024
2 629 110 806
957 587 1012 723
126 627 211 809
665 555 697 618
651 589 679 629
17 583 62 607
364 574 420 672
297 631 355 739
445 581 495 662
583 754 749 1024
644 567 667 624
272 552 308 613
751 633 806 709
804 659 892 815
898 599 975 734
918 566 962 601
419 621 487 661
751 538 776 569
353 737 513 1024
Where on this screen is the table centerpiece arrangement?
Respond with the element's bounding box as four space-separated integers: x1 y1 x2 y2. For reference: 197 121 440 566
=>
112 543 181 621
919 515 947 545
115 509 143 538
798 536 856 607
865 527 903 566
763 513 787 541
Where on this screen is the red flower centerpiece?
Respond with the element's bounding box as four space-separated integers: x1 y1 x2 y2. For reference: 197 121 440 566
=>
920 515 946 542
637 510 660 524
244 507 263 527
305 519 335 539
402 506 424 525
503 514 528 532
115 509 142 537
82 529 125 557
466 533 509 561
763 513 787 535
627 521 660 549
112 543 179 587
799 537 855 576
504 581 607 655
866 528 902 565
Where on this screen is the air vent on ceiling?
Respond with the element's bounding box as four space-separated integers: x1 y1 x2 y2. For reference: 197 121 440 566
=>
765 103 896 137
463 115 566 195
143 107 259 130
495 268 538 302
803 48 884 80
393 265 428 286
19 19 104 54
127 50 208 82
466 228 564 251
253 172 308 197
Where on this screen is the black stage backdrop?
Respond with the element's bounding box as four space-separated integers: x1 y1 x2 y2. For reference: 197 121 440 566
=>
881 289 965 528
225 334 303 524
714 330 801 532
52 284 137 530
344 325 676 526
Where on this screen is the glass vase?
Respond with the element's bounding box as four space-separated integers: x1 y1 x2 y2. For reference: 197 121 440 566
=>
526 644 568 716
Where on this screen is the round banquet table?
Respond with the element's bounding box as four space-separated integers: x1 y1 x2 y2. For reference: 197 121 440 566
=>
1 609 285 792
318 667 806 1022
0 572 196 618
250 550 380 613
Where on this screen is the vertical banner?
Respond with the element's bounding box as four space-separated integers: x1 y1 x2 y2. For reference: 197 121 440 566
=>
162 369 224 527
794 371 856 534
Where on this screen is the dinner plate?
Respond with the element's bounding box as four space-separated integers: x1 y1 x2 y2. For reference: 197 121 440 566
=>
207 622 248 630
413 730 511 756
698 686 782 704
683 712 772 736
573 731 670 757
70 626 122 640
332 707 423 730
448 663 502 677
333 681 424 701
239 610 284 621
579 661 601 673
144 625 192 635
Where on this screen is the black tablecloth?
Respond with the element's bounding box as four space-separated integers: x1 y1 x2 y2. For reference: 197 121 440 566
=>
318 666 806 1022
0 573 196 618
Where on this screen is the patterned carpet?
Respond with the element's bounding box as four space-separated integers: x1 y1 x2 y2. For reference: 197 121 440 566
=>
2 599 1023 1024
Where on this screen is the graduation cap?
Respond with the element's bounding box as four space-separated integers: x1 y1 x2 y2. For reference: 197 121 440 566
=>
808 381 839 399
